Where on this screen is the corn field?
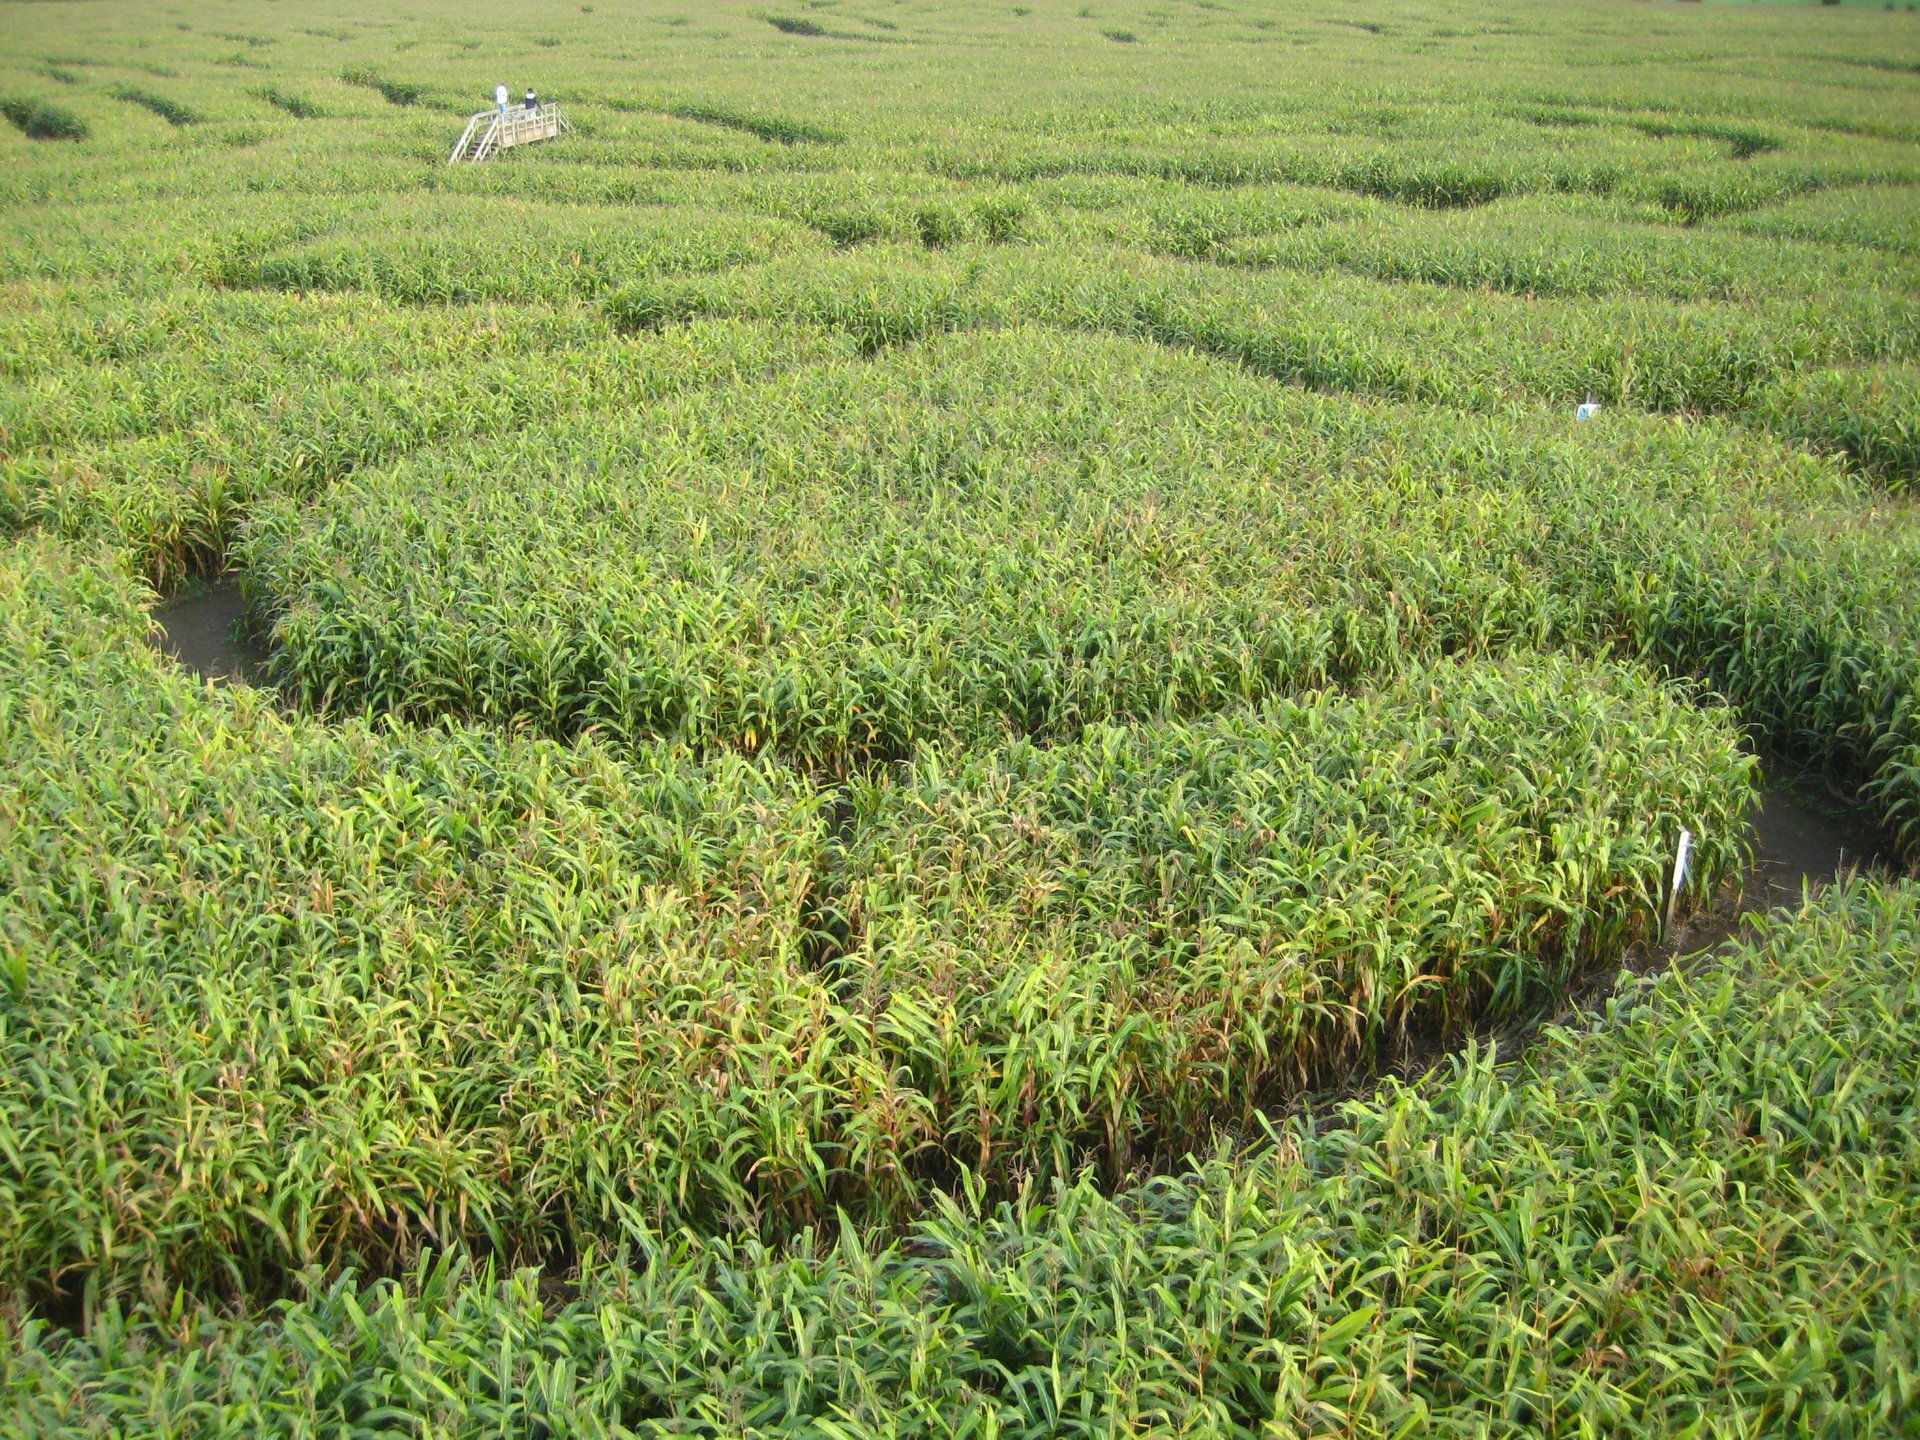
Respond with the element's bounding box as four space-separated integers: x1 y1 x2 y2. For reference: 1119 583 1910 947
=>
6 876 1917 1435
2 0 1919 1432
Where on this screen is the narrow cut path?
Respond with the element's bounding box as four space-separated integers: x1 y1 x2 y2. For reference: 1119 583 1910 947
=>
150 576 264 686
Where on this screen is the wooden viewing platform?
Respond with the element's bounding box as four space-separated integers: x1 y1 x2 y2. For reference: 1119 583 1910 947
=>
449 104 572 164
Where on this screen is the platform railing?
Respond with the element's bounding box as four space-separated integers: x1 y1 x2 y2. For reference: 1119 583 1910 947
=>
448 103 571 164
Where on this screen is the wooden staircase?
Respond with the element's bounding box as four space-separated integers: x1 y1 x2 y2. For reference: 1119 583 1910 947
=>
448 103 572 164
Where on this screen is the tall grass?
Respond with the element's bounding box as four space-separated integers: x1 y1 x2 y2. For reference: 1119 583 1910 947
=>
6 877 1916 1435
0 540 1750 1311
604 242 1920 485
0 99 87 140
3 291 844 586
237 330 1920 857
669 100 844 146
339 66 422 106
252 87 322 120
110 86 202 127
2 0 1919 1420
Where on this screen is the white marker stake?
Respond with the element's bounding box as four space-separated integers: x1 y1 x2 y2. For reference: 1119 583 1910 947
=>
1665 828 1694 931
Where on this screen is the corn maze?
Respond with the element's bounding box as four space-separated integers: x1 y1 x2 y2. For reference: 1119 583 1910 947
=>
2 0 1919 1433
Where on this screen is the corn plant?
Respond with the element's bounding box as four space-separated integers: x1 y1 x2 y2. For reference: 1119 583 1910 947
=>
3 0 1920 1424
5 877 1916 1437
0 540 1750 1313
236 329 1920 855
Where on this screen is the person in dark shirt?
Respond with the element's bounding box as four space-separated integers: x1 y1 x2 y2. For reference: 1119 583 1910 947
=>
524 88 539 115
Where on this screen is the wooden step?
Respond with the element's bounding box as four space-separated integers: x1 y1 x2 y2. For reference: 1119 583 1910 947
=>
449 104 570 163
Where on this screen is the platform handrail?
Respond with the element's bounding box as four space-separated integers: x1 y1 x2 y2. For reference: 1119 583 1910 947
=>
448 103 571 164
448 112 486 165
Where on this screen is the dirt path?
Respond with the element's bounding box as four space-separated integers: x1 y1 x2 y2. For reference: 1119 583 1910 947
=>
151 577 265 686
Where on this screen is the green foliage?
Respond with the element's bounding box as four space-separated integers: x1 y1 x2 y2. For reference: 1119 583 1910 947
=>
0 541 1750 1309
236 330 1920 855
3 0 1920 1423
1124 189 1909 303
252 87 322 119
599 242 1920 483
339 66 422 106
670 99 844 145
110 86 202 126
6 878 1917 1436
208 195 812 304
2 292 845 586
1732 183 1920 255
1753 362 1920 481
832 655 1754 1183
0 540 832 1310
0 99 87 141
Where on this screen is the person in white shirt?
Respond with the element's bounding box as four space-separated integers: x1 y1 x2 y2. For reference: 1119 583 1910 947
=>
495 83 509 119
